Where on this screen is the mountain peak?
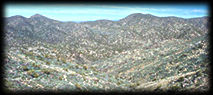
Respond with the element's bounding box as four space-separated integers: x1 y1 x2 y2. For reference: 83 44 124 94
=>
9 15 26 19
30 14 46 18
7 15 27 21
130 13 143 15
128 13 154 17
119 13 155 21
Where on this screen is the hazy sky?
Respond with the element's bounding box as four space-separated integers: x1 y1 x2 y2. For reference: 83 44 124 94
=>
5 4 208 22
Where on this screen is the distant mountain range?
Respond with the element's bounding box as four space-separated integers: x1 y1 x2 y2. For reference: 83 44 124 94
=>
5 13 208 53
4 13 210 91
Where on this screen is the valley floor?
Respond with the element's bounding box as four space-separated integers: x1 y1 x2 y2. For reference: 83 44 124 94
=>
4 35 210 92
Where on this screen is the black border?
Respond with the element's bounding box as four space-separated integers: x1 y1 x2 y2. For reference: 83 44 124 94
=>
1 0 212 95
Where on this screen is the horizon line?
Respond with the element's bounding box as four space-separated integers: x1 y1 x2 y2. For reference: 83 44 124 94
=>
5 13 208 22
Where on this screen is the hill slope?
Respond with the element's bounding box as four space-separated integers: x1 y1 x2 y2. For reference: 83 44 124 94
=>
4 13 210 92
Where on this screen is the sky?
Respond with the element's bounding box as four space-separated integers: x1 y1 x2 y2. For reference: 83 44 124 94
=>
5 4 209 22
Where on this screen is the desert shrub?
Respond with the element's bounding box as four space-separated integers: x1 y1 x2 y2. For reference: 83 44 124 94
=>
83 65 88 70
41 69 52 75
75 65 79 69
129 82 140 88
195 71 202 76
152 78 157 81
170 85 181 91
27 69 35 75
94 79 99 83
44 54 48 58
37 56 43 60
136 82 140 86
154 85 162 91
35 64 41 68
46 62 50 65
44 54 51 58
82 76 86 81
30 56 35 60
93 72 98 75
129 83 136 88
63 68 68 72
117 81 121 85
32 62 36 66
180 54 187 58
57 56 60 61
32 63 41 69
27 70 39 78
91 67 98 72
61 57 66 63
59 76 63 80
69 66 74 69
94 81 98 84
32 73 39 78
22 66 29 71
75 83 81 89
55 62 61 65
177 77 184 82
26 51 33 56
5 80 13 88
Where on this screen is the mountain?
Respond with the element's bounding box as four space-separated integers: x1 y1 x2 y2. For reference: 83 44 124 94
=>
4 13 209 92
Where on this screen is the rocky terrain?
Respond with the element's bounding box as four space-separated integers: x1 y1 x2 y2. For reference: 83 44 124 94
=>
3 13 210 92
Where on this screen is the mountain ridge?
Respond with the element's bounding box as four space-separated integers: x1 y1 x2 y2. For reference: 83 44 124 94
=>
6 13 208 23
4 13 210 91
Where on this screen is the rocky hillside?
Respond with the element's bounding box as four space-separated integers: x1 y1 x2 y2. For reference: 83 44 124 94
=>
4 13 210 92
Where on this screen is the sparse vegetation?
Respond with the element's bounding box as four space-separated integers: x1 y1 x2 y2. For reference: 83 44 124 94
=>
27 70 39 78
46 62 50 65
75 83 81 89
170 85 181 91
63 68 68 72
41 68 52 75
59 76 63 80
22 66 29 71
83 65 88 70
4 13 209 91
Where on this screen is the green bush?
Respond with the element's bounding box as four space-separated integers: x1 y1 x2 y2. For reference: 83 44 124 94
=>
33 63 41 68
26 51 33 56
129 83 138 88
94 72 98 75
59 76 63 80
41 69 52 75
61 57 66 63
75 66 79 69
46 62 50 65
83 76 86 81
177 77 184 82
37 56 43 60
44 54 50 58
27 69 35 75
32 73 39 78
27 70 39 78
154 85 162 91
5 80 13 88
22 66 29 71
75 83 81 89
63 68 68 72
152 78 157 81
117 81 121 85
83 65 88 70
170 85 181 91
